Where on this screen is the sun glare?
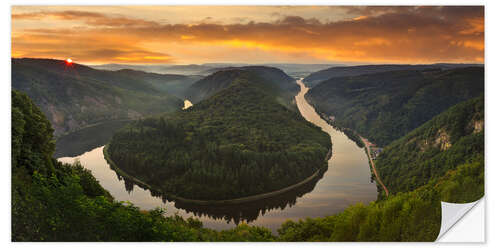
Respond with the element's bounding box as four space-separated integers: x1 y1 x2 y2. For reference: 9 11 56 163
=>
66 58 73 64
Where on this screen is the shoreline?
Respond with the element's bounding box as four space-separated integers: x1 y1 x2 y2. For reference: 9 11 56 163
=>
302 90 388 197
359 136 390 197
305 103 390 197
103 145 331 206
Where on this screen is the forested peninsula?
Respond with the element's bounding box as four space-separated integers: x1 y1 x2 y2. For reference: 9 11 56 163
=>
106 69 332 201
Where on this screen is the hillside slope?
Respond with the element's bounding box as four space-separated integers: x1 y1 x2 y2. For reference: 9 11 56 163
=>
107 70 331 200
303 63 483 88
306 67 484 146
12 58 185 135
375 96 484 197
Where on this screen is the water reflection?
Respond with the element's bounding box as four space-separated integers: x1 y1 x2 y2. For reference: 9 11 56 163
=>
54 120 130 158
119 167 326 225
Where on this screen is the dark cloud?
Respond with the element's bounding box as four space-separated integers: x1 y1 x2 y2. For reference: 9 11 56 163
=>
12 6 484 63
275 16 321 25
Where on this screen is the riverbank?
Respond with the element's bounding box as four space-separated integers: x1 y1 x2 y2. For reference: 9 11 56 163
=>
359 137 389 197
103 145 331 205
303 92 389 197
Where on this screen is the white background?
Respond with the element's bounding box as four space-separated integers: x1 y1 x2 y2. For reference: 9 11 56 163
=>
1 0 496 249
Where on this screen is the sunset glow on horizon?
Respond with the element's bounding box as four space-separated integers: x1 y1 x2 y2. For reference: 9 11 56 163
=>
11 6 484 65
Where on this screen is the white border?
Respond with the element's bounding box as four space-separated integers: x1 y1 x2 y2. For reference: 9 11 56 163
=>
2 0 496 249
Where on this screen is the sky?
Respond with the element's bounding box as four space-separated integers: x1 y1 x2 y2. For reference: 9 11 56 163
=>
11 6 484 65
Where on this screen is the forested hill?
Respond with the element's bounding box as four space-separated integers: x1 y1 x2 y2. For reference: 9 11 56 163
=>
107 70 331 200
185 66 298 110
12 58 193 136
91 63 213 75
306 67 484 146
303 63 483 88
375 96 484 198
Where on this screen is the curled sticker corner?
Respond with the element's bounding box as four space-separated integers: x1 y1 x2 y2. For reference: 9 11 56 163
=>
436 198 483 241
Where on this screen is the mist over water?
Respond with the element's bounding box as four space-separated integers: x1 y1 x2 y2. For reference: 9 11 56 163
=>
57 79 377 233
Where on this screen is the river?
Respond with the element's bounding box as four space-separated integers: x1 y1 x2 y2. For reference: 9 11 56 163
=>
57 79 377 233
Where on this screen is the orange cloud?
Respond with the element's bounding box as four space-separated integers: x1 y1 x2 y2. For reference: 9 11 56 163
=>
12 10 159 27
11 30 175 63
12 6 484 64
353 15 368 21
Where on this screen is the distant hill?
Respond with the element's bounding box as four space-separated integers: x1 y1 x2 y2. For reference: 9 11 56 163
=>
91 63 214 75
203 63 339 77
95 63 339 78
375 96 483 198
12 58 185 136
107 70 331 200
110 69 202 98
185 66 299 111
303 63 484 87
306 67 484 146
265 63 341 75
